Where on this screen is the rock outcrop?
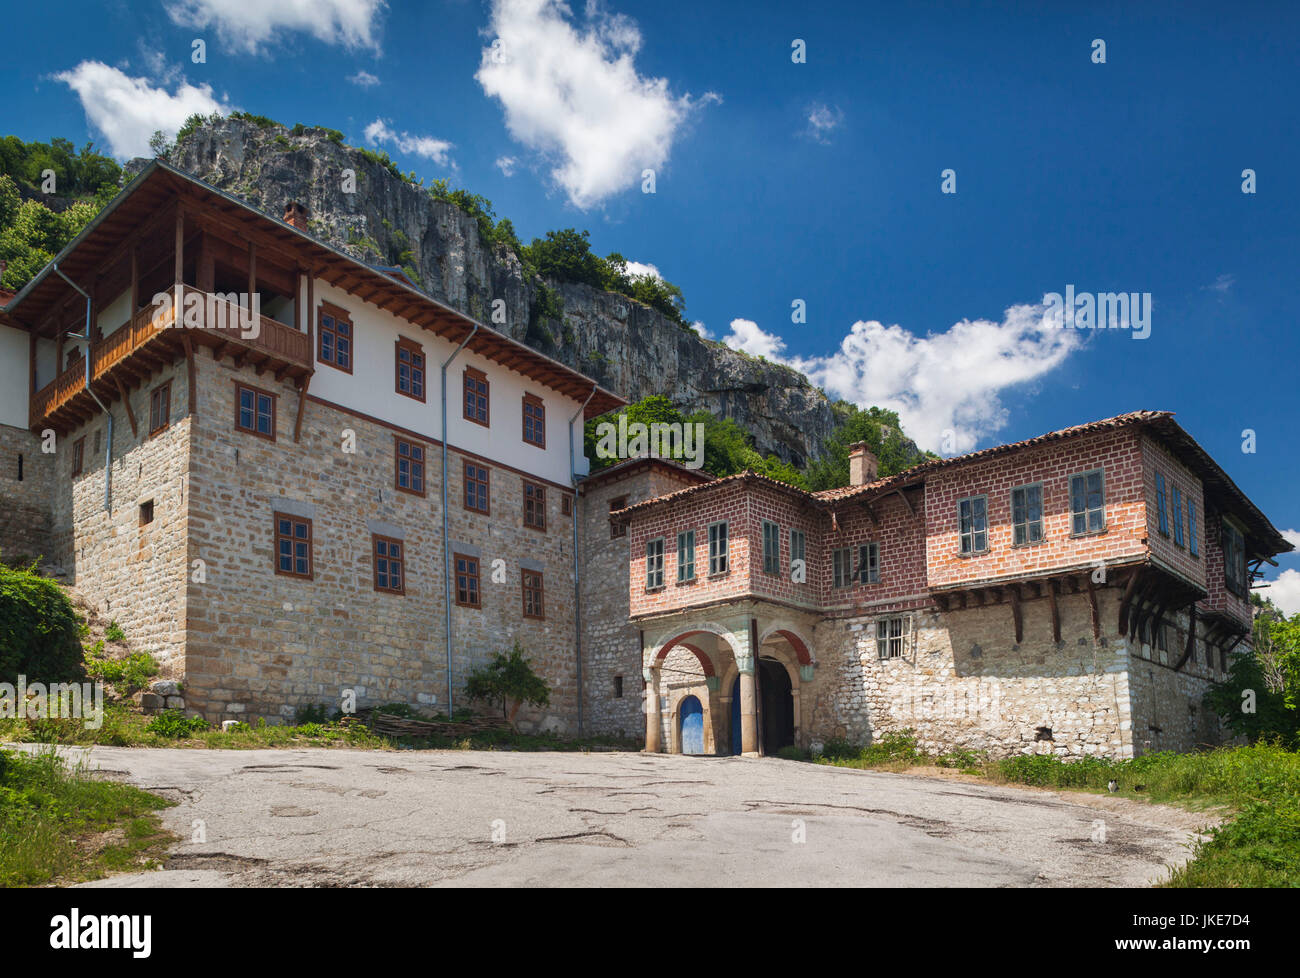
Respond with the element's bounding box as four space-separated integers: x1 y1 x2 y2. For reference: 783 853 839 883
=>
155 118 844 463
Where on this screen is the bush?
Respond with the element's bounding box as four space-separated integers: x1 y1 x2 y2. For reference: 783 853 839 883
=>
295 703 331 724
0 564 84 685
464 641 550 730
144 710 208 739
83 648 158 693
103 621 125 642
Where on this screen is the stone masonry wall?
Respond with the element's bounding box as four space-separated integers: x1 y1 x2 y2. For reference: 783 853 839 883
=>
49 366 192 672
0 422 54 567
183 347 580 728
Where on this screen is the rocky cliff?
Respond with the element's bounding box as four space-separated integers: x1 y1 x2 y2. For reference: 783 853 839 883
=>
152 118 843 464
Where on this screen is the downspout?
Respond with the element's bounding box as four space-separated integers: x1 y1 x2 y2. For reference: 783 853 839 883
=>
569 385 596 736
440 324 478 718
53 264 112 511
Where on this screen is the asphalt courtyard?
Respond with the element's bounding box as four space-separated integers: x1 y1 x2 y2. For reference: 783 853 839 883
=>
43 745 1214 887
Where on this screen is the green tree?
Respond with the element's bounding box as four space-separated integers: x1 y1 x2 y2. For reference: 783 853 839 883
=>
464 641 551 731
523 228 606 289
1206 596 1300 746
804 403 933 490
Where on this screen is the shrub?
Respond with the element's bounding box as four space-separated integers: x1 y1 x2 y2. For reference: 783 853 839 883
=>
144 710 208 738
464 641 550 731
103 621 125 642
0 564 84 685
83 648 158 693
295 703 330 724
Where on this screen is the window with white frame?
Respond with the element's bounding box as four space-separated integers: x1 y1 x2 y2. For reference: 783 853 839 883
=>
677 530 695 583
857 542 879 584
708 521 729 576
1069 469 1106 536
958 495 988 554
762 520 781 575
789 528 806 581
1010 483 1043 545
876 616 911 660
646 537 665 589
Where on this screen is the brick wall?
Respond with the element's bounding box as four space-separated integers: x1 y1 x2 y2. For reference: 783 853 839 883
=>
926 428 1148 587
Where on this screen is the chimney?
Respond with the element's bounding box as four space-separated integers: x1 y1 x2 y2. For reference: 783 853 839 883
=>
283 201 309 231
848 442 878 486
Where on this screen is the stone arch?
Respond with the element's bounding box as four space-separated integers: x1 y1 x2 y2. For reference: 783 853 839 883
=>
758 624 813 665
650 624 740 677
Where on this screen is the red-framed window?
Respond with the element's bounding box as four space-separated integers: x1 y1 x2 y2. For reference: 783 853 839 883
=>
464 461 490 514
395 437 426 496
522 569 545 619
274 512 313 579
396 337 426 401
373 535 405 594
523 480 546 531
464 367 489 426
454 553 481 607
523 394 545 448
318 303 353 372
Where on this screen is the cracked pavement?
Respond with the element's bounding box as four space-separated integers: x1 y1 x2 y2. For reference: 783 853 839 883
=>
27 745 1214 887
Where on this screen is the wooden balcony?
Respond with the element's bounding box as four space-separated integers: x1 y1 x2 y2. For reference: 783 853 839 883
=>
30 285 313 432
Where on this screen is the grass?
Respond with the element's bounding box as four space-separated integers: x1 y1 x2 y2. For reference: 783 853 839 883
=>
0 747 175 887
0 702 640 753
812 732 1300 887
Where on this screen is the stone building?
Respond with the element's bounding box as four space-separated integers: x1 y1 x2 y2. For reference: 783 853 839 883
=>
0 160 625 730
613 414 1291 758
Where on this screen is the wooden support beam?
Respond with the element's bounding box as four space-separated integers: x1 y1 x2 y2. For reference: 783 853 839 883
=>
247 241 257 319
294 373 311 443
113 375 138 436
1173 603 1198 672
1048 578 1061 643
1086 575 1101 640
1009 585 1023 644
174 209 184 285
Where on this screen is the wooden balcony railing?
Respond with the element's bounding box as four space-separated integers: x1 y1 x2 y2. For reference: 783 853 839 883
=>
30 284 312 427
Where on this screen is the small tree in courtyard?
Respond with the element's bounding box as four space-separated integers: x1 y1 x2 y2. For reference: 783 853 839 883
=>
464 641 550 731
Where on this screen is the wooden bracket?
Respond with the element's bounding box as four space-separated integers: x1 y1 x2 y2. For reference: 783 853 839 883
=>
1009 585 1023 644
294 373 312 443
1172 603 1197 672
113 375 137 437
1086 575 1101 640
1048 578 1061 643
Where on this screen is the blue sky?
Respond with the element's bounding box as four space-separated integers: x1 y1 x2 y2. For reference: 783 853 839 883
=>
5 0 1299 603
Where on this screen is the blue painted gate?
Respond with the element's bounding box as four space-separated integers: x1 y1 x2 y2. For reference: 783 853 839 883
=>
680 695 704 755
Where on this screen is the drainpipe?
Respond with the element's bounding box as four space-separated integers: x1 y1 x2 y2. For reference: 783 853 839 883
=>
569 385 596 736
440 324 478 718
53 264 112 511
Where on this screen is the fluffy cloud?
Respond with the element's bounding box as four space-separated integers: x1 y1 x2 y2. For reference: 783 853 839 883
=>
475 0 703 209
55 61 233 160
1260 568 1300 617
348 69 381 87
623 260 661 280
164 0 386 54
806 102 843 144
364 119 455 167
495 155 518 176
718 304 1082 453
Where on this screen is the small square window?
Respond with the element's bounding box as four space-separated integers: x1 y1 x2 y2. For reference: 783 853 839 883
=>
149 383 171 436
609 496 628 538
139 500 154 526
373 534 405 594
236 384 276 440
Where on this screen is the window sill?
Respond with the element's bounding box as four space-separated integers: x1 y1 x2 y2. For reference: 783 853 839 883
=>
644 586 666 594
1011 538 1047 549
1070 527 1109 539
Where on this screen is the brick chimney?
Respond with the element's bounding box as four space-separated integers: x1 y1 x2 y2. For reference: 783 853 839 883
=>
283 201 309 231
848 442 879 486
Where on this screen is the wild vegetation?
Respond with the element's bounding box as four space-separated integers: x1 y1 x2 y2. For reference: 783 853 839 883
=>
0 747 174 886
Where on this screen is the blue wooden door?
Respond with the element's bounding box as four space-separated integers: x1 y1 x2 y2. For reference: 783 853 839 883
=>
680 696 704 754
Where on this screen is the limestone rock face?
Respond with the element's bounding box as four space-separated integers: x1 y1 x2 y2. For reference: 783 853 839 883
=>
151 118 844 463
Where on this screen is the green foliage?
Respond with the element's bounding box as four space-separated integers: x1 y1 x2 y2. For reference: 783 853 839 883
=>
1205 597 1300 746
820 731 922 767
804 403 934 491
0 174 105 291
0 563 85 685
464 641 550 729
295 703 331 725
175 111 226 145
83 647 158 693
144 709 209 738
103 620 126 642
229 111 280 129
0 747 173 886
428 179 523 255
0 135 121 202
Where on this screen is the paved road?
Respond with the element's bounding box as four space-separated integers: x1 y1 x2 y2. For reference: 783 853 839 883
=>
33 745 1211 887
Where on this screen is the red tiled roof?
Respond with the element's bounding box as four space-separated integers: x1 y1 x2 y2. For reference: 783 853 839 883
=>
612 410 1292 557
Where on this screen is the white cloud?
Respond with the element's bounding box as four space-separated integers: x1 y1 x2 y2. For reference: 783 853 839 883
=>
1259 569 1300 617
719 303 1082 453
1281 529 1300 550
1203 273 1235 294
364 118 455 167
720 318 789 361
495 155 518 176
475 0 704 209
806 102 843 144
55 60 233 160
348 69 381 87
164 0 386 54
693 320 712 339
624 260 660 280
